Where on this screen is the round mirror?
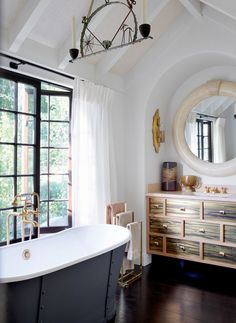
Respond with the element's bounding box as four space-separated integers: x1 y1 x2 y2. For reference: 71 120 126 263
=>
173 80 236 176
185 96 236 163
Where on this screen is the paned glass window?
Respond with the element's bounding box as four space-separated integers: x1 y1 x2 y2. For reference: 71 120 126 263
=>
196 118 213 162
0 69 72 244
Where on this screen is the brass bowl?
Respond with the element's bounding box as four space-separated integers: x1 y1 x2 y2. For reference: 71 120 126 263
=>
179 175 201 192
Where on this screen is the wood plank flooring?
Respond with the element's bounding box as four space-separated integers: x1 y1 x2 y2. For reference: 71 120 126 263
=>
114 256 236 323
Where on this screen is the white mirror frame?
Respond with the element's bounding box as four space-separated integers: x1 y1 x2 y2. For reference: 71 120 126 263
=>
173 80 236 176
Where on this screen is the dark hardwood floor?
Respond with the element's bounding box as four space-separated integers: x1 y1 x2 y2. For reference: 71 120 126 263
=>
114 256 236 323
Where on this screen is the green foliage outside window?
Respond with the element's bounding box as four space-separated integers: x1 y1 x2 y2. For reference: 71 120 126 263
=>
0 78 15 110
0 75 71 243
39 93 70 227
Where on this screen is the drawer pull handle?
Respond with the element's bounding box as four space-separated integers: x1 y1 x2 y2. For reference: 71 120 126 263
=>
219 251 225 257
179 245 186 251
219 210 225 215
162 224 168 229
180 207 186 212
199 228 205 233
154 241 159 246
153 204 160 209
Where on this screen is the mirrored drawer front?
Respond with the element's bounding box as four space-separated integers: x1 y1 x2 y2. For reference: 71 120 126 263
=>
204 244 236 265
166 238 199 257
149 236 163 252
185 221 220 241
149 198 164 215
204 202 236 222
166 199 200 219
224 225 236 244
149 218 181 235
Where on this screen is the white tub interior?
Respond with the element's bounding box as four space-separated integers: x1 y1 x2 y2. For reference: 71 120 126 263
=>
0 224 130 283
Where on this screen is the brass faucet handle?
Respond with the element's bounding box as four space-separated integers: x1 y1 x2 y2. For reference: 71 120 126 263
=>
11 196 19 206
204 186 210 193
221 187 228 194
209 187 217 193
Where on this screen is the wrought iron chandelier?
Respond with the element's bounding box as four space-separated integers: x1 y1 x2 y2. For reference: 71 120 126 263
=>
69 0 152 61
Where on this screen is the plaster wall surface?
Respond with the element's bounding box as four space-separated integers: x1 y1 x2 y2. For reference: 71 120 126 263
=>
123 14 236 264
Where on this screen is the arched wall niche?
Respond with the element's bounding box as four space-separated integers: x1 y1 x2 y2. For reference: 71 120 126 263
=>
145 53 236 184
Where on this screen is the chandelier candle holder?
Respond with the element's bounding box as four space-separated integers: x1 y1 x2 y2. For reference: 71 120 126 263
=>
70 16 79 60
139 0 150 38
69 0 152 61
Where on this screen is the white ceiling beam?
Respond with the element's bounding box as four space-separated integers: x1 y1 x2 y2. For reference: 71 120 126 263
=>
125 10 194 89
200 0 236 22
95 0 171 79
178 0 202 21
215 98 235 117
8 0 52 52
203 5 236 35
57 4 113 70
197 97 230 115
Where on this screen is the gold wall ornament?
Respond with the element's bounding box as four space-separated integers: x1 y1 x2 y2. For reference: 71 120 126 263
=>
152 109 165 153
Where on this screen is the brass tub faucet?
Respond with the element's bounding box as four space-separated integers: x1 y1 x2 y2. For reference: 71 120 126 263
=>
6 192 40 245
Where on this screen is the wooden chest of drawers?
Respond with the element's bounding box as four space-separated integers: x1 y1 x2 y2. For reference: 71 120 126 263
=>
166 238 200 258
146 193 236 269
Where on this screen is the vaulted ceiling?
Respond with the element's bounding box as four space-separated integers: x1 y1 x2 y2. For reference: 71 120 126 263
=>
1 0 236 88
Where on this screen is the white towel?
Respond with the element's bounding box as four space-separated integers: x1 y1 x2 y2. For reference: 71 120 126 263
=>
115 211 133 227
126 222 141 261
120 257 134 275
105 202 127 224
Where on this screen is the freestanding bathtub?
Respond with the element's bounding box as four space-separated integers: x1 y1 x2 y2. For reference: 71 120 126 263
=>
0 224 130 323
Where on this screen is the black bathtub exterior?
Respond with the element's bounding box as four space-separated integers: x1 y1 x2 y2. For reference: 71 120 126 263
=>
0 244 126 323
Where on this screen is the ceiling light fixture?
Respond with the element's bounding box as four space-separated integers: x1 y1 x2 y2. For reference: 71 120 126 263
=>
69 0 152 62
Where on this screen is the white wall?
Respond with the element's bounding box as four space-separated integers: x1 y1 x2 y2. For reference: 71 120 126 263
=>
122 13 236 265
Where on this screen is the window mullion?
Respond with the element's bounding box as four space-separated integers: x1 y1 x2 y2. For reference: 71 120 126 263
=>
201 122 204 160
13 82 18 240
47 95 50 227
197 120 200 159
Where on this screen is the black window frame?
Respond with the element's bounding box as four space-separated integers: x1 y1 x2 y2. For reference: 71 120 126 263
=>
196 118 213 162
0 68 72 245
39 89 72 234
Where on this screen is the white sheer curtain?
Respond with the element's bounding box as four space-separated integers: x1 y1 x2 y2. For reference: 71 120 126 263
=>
71 78 114 226
185 112 198 156
213 117 226 163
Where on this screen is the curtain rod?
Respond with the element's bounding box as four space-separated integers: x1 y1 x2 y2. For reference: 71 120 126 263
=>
0 52 75 80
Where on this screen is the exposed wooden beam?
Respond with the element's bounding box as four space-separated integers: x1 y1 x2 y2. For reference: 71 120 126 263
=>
178 0 202 21
8 0 52 52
